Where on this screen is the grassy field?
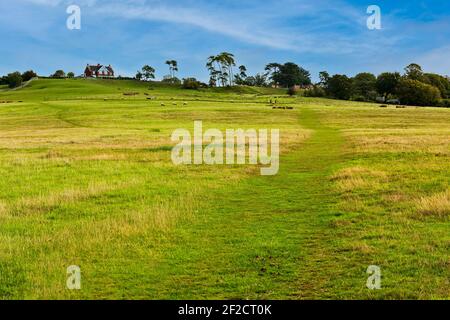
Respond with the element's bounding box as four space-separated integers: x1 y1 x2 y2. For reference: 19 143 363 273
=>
0 79 448 300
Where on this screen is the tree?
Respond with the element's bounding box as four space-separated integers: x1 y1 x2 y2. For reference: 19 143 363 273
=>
218 52 236 86
304 85 326 98
376 72 401 100
234 65 248 85
162 76 181 85
182 78 201 90
252 73 268 87
52 70 66 78
135 71 143 81
238 65 247 79
352 72 376 101
396 78 441 106
424 73 450 99
67 72 75 78
327 74 352 100
141 65 155 81
206 56 219 87
7 72 23 88
318 71 330 87
165 60 178 79
265 63 282 86
270 62 311 88
21 70 37 82
404 63 425 81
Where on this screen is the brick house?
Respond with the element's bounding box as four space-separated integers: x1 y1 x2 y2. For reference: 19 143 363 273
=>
84 64 115 78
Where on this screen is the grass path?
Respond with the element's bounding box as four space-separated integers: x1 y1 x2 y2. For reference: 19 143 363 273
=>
149 107 347 299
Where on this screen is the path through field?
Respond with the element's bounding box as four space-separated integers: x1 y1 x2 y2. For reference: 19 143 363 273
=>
149 107 347 299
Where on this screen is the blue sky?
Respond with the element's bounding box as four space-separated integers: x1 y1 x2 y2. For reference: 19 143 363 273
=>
1 0 449 81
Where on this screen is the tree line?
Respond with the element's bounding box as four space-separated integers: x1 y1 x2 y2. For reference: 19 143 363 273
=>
3 57 449 108
0 69 77 88
306 63 450 107
135 54 313 90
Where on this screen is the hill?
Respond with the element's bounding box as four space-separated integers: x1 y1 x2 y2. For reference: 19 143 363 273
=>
0 78 285 102
0 78 448 299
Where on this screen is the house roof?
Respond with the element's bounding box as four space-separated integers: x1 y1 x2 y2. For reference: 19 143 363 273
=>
86 64 114 73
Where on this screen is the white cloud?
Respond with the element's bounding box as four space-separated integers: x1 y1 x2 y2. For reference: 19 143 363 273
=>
17 0 389 54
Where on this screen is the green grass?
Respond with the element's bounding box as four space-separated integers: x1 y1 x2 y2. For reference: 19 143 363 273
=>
0 79 448 300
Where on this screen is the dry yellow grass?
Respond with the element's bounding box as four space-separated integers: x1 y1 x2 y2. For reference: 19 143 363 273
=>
344 130 450 154
5 181 138 217
416 190 450 218
0 201 7 216
331 166 387 192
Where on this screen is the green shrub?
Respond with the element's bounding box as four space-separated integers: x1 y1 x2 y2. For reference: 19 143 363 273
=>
182 78 201 90
6 72 23 88
287 86 300 96
162 77 181 85
304 86 326 97
21 70 37 82
327 74 352 100
396 79 441 106
437 99 450 108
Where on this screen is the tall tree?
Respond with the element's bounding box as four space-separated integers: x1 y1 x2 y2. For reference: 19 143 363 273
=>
21 70 37 82
141 65 155 81
166 60 178 78
206 56 218 87
376 72 401 100
319 71 330 87
206 53 236 87
404 63 425 81
234 65 248 85
269 62 311 88
6 72 23 88
327 74 353 100
218 52 236 86
352 72 377 101
265 63 282 86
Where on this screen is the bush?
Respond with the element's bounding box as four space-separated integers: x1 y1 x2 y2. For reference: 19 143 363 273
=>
351 95 366 102
437 99 450 108
352 72 376 101
396 79 441 106
182 78 201 90
287 86 300 96
327 74 352 100
51 70 66 78
304 86 326 97
6 72 23 88
162 77 181 85
21 70 37 82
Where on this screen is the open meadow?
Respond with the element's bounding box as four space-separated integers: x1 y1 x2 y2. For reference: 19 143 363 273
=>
0 79 448 299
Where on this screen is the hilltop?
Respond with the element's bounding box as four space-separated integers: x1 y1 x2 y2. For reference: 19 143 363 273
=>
0 78 286 102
